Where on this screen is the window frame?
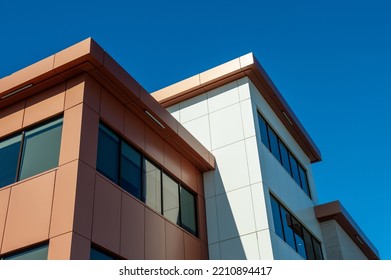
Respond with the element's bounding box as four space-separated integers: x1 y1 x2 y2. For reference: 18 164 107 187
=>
96 122 199 237
0 116 63 189
269 194 323 260
257 112 312 199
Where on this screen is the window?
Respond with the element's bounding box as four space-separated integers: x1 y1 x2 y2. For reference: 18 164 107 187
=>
270 194 323 259
163 173 180 225
143 159 162 213
0 117 63 189
1 243 48 260
0 134 21 188
180 187 197 235
96 123 198 236
257 113 311 199
90 246 118 260
120 142 142 199
97 124 120 184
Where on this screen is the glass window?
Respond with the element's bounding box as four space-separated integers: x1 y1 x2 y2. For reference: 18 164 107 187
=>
313 237 323 260
258 114 270 149
2 243 48 260
143 159 162 213
162 173 180 225
19 118 63 181
280 206 296 250
267 127 281 162
278 140 291 174
298 165 311 197
0 134 21 188
97 124 120 184
292 217 307 259
289 153 301 185
180 187 197 235
270 196 284 239
90 246 116 260
303 228 315 260
120 142 142 199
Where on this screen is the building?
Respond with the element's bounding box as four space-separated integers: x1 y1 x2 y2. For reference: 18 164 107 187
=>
0 38 379 260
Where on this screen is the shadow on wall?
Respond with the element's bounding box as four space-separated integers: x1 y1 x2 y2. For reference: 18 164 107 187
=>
205 164 247 260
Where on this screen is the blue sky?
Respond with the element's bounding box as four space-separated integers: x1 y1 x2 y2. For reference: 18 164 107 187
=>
1 0 390 259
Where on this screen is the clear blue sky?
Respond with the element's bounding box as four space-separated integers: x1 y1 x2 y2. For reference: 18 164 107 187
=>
1 0 390 259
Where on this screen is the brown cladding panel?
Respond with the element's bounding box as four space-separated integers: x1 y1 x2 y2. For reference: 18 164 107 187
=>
23 83 66 127
79 105 99 169
49 161 78 238
0 101 25 138
73 161 96 239
163 142 181 181
48 232 72 260
184 233 202 260
1 171 55 254
92 175 122 255
145 127 164 166
120 193 145 260
144 208 166 260
100 88 125 134
58 104 83 166
124 108 146 151
165 221 185 260
0 188 11 253
180 157 198 193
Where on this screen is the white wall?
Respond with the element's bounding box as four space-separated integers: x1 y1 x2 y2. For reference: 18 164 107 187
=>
320 220 367 260
166 77 324 259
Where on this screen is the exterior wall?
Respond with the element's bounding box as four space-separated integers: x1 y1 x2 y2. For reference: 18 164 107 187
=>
320 220 367 260
167 77 266 259
0 73 207 260
166 77 324 260
248 80 325 259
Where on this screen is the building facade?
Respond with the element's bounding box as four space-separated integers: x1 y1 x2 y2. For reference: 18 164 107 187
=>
0 39 379 260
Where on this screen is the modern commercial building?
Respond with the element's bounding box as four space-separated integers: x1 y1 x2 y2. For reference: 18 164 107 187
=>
0 38 379 260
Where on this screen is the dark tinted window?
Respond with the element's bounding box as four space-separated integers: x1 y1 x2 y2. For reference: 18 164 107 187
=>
120 142 142 199
2 244 48 260
90 247 116 260
313 238 323 260
0 134 21 188
303 228 315 260
292 217 307 259
163 173 180 225
289 153 301 185
258 115 270 149
268 127 281 161
19 118 62 181
143 159 162 213
278 140 291 174
280 207 296 249
298 165 311 197
97 124 120 183
270 196 284 239
180 187 197 235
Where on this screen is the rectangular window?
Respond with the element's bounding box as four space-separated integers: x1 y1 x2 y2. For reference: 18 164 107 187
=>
257 112 311 199
143 159 162 213
289 152 301 186
90 246 117 260
0 134 21 188
162 173 180 225
1 243 48 260
97 124 120 184
278 140 291 174
270 194 323 259
258 115 270 149
270 196 284 239
267 127 281 161
292 217 307 259
298 165 311 197
180 187 197 235
0 117 63 189
120 142 142 199
19 118 63 180
96 122 198 237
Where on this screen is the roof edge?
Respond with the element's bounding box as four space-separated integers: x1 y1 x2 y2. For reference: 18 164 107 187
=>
315 201 380 260
151 53 322 163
